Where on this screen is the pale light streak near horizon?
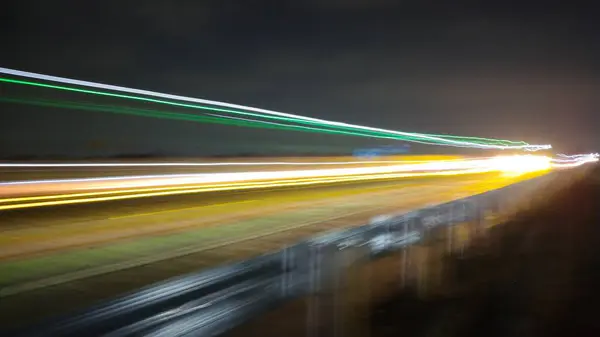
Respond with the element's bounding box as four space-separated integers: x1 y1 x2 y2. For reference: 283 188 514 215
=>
0 159 467 168
556 153 599 160
551 153 598 167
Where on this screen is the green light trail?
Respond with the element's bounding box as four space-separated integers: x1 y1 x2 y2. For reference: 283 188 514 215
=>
0 97 464 145
0 76 539 149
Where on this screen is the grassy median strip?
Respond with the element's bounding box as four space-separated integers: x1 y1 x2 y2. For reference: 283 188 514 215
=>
0 172 544 294
0 202 361 288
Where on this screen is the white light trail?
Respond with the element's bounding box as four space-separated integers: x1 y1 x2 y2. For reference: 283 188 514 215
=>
0 158 469 168
0 156 552 192
551 153 598 168
0 67 552 151
0 158 491 187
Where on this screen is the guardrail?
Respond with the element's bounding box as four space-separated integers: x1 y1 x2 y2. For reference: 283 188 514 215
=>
13 171 577 337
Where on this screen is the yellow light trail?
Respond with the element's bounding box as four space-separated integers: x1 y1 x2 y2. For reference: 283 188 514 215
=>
0 155 562 211
0 156 545 189
0 169 494 211
0 157 465 168
0 157 478 204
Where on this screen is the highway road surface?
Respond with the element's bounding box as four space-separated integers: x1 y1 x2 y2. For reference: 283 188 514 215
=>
0 155 566 330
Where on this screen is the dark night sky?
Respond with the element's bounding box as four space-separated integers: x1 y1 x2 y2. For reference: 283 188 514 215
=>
1 0 598 157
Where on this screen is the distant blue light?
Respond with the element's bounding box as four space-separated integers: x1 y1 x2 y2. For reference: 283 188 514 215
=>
353 144 411 158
